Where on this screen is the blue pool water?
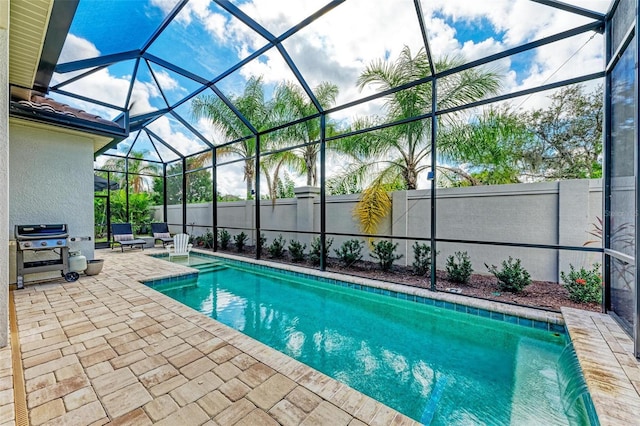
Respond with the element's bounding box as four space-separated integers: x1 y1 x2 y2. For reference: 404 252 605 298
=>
149 257 592 425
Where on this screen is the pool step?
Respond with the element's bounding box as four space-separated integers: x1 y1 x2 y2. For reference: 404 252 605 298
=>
153 279 198 293
196 262 227 273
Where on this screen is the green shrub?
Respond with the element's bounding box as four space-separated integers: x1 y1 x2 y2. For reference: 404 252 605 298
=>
192 231 213 249
234 232 248 252
288 240 306 262
201 229 214 249
560 263 602 304
446 251 473 284
486 257 531 293
335 239 364 267
370 240 403 271
310 236 333 265
268 234 286 258
218 229 231 249
412 242 438 276
259 233 267 255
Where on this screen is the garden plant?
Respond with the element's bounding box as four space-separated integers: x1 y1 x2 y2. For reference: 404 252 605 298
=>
310 236 333 266
486 257 531 293
370 240 403 271
446 251 473 284
268 234 286 258
218 229 231 250
561 263 602 304
412 242 437 276
288 240 306 262
234 232 249 252
335 239 364 267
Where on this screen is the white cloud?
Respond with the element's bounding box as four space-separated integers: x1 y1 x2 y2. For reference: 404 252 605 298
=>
58 33 100 63
153 69 181 92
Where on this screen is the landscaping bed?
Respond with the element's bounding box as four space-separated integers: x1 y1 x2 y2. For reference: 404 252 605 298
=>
206 246 601 313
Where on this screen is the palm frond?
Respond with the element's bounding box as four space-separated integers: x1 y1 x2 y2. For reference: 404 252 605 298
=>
354 184 392 235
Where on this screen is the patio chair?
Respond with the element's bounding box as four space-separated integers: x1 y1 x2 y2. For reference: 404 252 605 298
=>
151 222 173 247
111 223 146 252
167 233 192 260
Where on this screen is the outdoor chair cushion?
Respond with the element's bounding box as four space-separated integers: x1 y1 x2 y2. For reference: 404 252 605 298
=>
114 233 134 242
154 232 170 239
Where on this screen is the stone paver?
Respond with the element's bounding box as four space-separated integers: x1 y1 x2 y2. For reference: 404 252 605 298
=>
8 248 636 426
102 382 153 418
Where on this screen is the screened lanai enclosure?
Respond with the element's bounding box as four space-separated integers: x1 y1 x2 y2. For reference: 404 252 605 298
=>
12 0 638 358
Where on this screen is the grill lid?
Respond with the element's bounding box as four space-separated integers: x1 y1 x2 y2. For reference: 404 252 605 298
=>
15 224 68 240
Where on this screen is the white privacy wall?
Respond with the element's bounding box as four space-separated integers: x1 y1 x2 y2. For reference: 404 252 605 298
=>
9 122 96 283
156 179 604 282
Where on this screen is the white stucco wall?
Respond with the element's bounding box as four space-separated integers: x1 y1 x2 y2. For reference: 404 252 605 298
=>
0 0 9 347
9 122 95 283
156 179 603 282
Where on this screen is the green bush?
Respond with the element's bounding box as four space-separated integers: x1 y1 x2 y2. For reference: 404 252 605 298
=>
310 236 333 265
334 239 364 267
218 229 231 249
288 240 306 262
560 263 602 304
486 257 531 293
193 229 214 249
446 251 473 284
268 234 286 258
370 240 403 271
259 233 267 255
234 232 248 252
412 242 437 276
108 189 153 234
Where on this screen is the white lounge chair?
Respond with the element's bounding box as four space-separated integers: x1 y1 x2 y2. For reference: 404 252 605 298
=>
167 233 192 260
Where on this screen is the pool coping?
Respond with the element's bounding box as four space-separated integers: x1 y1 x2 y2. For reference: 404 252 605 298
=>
561 307 640 426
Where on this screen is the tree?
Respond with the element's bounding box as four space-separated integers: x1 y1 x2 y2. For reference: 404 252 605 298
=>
438 106 530 186
275 171 296 199
101 151 159 193
261 151 298 203
191 76 270 199
271 81 339 186
438 84 603 185
334 46 502 232
152 161 213 204
519 84 603 180
335 47 501 192
108 189 153 233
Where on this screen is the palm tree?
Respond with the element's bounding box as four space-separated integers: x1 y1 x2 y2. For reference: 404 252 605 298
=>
271 81 339 186
334 46 502 232
101 151 159 193
261 150 301 204
191 76 270 199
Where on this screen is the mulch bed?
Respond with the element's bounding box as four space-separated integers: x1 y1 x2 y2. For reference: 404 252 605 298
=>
202 246 601 313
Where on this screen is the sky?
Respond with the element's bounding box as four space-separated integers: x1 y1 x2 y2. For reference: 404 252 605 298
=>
53 0 612 196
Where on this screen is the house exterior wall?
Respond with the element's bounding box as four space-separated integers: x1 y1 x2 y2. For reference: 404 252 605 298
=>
8 122 95 283
155 179 603 282
0 0 9 347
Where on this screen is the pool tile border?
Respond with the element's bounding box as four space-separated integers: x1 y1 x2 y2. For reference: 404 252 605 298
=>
151 251 566 335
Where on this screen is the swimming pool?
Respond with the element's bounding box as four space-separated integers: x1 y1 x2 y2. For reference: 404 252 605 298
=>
146 255 595 424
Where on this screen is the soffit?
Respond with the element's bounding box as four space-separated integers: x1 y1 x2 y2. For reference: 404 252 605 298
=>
9 116 112 153
9 0 54 89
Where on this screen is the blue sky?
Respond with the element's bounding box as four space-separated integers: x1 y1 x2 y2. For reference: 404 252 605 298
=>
54 0 609 194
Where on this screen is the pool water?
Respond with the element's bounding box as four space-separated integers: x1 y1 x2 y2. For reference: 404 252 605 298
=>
152 258 588 425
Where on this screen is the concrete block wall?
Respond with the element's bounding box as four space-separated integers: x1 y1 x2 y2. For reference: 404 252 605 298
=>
154 179 604 282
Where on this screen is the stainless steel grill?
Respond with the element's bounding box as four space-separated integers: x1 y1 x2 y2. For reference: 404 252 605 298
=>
15 224 78 289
